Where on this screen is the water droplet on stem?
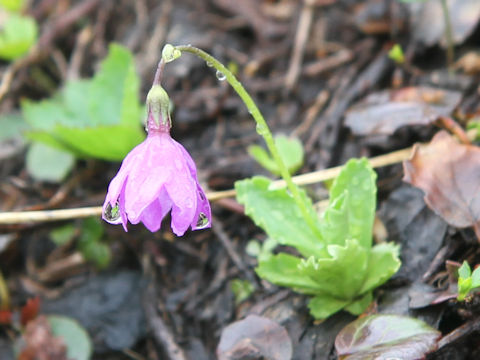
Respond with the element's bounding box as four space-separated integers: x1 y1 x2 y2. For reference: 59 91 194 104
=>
215 70 226 81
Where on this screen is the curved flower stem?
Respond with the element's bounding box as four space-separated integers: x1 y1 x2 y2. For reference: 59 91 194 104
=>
173 44 321 236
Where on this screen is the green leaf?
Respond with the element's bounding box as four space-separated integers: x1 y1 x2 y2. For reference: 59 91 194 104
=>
78 218 111 269
343 291 373 315
359 242 401 294
256 253 322 295
321 158 376 249
471 266 480 288
388 44 405 64
458 261 471 279
22 43 145 161
0 13 37 60
50 224 76 246
26 142 75 182
0 0 25 12
248 135 304 175
230 279 255 304
0 113 29 141
298 239 368 299
308 293 351 320
236 176 324 258
335 315 441 360
47 315 92 360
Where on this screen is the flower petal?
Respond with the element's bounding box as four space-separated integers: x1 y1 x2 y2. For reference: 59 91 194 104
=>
191 183 212 230
138 188 173 232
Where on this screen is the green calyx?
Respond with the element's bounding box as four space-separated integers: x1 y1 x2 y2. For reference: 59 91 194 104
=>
146 85 171 127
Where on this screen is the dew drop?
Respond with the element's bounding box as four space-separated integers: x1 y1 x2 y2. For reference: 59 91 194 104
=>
103 202 121 221
196 212 210 229
255 123 268 135
215 70 226 81
206 61 214 67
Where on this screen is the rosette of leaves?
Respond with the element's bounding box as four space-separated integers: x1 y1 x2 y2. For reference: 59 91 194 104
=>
236 158 401 319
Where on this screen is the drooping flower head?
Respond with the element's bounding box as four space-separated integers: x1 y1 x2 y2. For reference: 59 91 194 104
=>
102 84 211 236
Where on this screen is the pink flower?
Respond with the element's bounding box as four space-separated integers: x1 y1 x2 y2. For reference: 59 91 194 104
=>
102 85 211 236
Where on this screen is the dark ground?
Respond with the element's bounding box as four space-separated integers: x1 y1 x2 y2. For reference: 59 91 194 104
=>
1 0 480 359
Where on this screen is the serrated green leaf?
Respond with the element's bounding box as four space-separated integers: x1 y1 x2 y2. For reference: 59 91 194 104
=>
0 13 37 60
322 158 376 249
298 239 368 299
458 261 471 279
308 294 351 320
22 43 144 160
47 315 92 360
248 135 304 175
26 142 74 182
236 176 324 258
359 242 401 294
343 291 373 315
256 253 322 295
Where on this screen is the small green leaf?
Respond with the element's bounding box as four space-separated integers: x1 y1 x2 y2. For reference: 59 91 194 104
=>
335 315 441 360
471 266 480 288
457 277 472 301
0 13 37 60
0 0 25 11
322 158 377 249
230 279 255 304
236 176 324 258
248 135 304 175
388 44 405 64
50 224 76 246
78 218 111 269
458 261 471 279
47 315 92 360
256 253 322 295
0 113 29 141
26 142 75 182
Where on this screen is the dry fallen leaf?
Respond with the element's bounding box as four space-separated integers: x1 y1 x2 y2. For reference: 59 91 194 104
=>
18 315 67 360
403 131 480 239
345 87 462 136
216 314 293 360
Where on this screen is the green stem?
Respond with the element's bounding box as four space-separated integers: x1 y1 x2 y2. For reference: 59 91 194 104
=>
173 45 321 236
440 0 454 69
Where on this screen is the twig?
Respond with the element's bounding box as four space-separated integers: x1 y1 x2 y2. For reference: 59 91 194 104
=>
284 0 315 91
0 146 414 224
143 286 186 360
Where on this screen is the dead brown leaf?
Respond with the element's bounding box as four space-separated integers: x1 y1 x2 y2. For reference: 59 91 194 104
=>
18 315 67 360
403 131 480 239
216 314 293 360
345 87 462 136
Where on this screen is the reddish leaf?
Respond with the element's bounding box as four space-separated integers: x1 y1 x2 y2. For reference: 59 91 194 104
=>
345 87 461 136
403 131 480 238
335 314 441 359
216 314 292 360
17 315 67 360
0 310 12 325
21 297 41 326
